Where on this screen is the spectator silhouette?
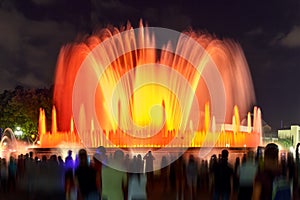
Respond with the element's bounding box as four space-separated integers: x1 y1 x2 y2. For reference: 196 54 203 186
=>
252 143 280 200
75 149 98 200
128 172 147 199
212 149 234 200
209 154 218 194
143 151 155 172
92 146 107 198
238 150 257 200
186 155 198 200
160 156 169 192
174 154 185 200
8 156 17 192
1 158 8 193
287 152 296 198
199 159 209 190
101 150 128 200
65 150 74 170
58 156 64 168
233 157 240 194
143 151 155 189
25 151 36 198
137 154 144 173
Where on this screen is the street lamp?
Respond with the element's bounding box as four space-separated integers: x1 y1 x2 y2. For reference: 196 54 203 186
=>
14 127 23 136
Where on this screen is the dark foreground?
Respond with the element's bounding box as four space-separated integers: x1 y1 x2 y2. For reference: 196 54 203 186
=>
0 175 213 200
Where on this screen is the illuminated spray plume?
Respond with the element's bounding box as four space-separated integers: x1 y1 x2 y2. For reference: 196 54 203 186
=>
39 21 260 170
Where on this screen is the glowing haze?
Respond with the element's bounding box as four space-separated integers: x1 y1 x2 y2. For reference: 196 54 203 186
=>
53 21 256 148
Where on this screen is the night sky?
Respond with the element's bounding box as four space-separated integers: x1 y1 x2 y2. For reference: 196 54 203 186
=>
0 0 299 130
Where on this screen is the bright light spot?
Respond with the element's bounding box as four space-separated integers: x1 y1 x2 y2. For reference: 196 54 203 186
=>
37 141 40 145
225 143 230 147
243 144 247 148
278 144 283 151
31 134 35 139
3 142 7 146
14 127 23 136
290 146 294 152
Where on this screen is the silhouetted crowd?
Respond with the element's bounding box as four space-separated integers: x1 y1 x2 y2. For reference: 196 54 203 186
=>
0 143 299 200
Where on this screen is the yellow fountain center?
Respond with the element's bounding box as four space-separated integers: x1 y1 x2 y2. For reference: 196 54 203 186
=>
131 84 182 130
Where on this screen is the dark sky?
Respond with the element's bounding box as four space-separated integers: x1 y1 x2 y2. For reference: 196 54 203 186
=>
0 0 300 129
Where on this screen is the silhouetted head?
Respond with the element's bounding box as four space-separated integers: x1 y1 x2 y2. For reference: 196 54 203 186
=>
264 143 279 171
58 156 63 162
78 149 88 166
96 146 106 155
222 149 229 160
211 154 217 160
264 143 279 161
188 155 195 164
114 150 124 161
189 154 194 161
68 150 72 156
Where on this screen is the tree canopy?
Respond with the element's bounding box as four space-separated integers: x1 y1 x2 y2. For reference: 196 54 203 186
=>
0 86 53 141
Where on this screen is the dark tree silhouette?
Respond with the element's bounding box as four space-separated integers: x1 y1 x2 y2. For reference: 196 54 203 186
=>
0 85 53 142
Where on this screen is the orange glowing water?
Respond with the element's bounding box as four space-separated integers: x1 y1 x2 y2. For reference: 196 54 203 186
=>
39 21 259 148
39 107 81 147
39 104 261 147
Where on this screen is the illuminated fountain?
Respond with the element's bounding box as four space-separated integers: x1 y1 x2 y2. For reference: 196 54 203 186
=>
0 128 20 157
0 128 17 150
39 107 81 147
39 103 262 148
39 21 261 148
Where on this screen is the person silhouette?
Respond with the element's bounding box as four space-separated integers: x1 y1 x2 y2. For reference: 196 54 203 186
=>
143 151 155 189
65 150 75 200
186 155 198 200
143 151 155 172
101 150 128 200
75 149 98 200
65 150 74 170
93 146 107 198
212 149 234 200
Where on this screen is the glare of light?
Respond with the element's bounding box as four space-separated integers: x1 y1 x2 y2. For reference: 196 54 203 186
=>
290 146 294 152
14 127 23 136
277 144 283 151
3 142 7 146
31 134 35 139
37 141 40 145
225 143 230 148
243 144 247 148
